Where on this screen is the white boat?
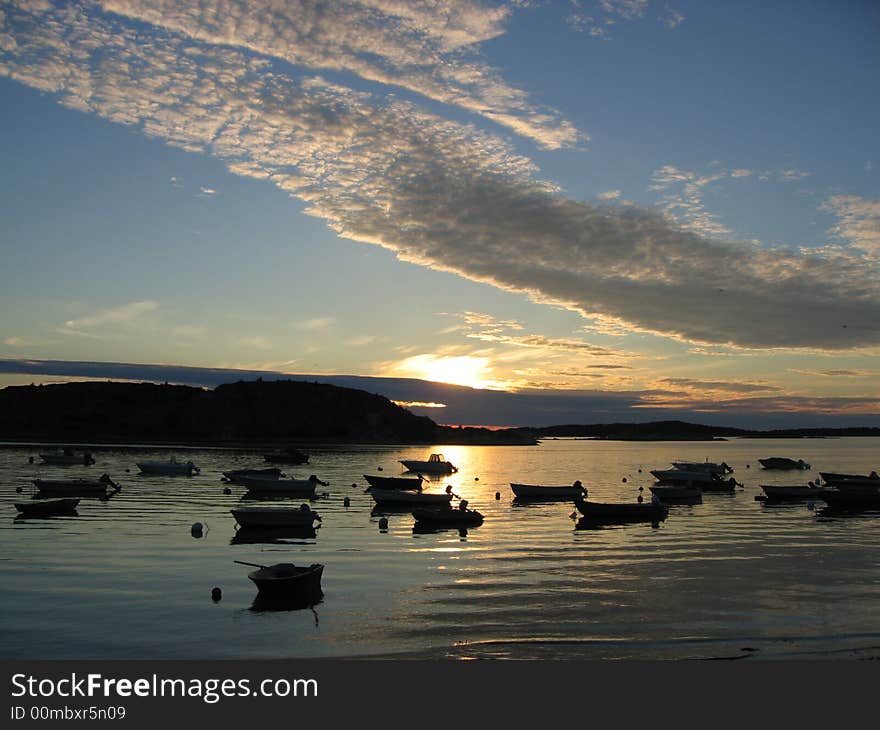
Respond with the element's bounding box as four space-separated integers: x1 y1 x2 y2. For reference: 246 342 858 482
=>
222 468 286 483
231 505 321 528
369 488 453 506
39 448 95 466
238 474 328 496
137 458 200 476
399 453 458 474
33 474 120 496
670 461 733 475
510 482 586 500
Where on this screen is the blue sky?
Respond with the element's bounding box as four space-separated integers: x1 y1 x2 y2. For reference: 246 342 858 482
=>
0 0 878 427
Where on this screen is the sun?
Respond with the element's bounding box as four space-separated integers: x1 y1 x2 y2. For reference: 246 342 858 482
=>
393 354 507 390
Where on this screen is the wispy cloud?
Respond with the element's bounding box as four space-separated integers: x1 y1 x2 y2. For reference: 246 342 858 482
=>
2 2 879 351
63 300 158 330
296 317 335 331
821 195 880 255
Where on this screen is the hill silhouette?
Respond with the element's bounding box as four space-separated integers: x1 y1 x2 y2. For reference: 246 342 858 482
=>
0 380 536 445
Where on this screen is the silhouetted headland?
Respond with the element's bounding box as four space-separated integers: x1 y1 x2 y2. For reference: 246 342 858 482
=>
0 380 537 446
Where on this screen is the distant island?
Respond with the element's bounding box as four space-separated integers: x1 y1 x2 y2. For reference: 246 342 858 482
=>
0 380 537 446
513 421 880 441
0 381 877 447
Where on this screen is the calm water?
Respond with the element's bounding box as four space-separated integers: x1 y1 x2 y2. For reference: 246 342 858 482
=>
1 438 878 660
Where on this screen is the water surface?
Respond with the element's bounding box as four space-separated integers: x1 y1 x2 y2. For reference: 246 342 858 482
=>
1 438 878 660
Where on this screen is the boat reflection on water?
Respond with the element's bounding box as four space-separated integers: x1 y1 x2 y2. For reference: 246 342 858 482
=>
239 561 324 614
575 516 663 530
250 593 323 615
230 525 318 545
411 522 471 539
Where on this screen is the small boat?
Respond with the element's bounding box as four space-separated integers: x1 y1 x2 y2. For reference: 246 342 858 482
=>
760 483 825 501
399 453 458 474
510 481 586 500
39 448 95 466
222 467 286 483
759 457 811 470
819 471 878 485
231 504 321 528
649 485 702 503
650 469 738 490
237 474 328 496
263 448 309 464
238 561 324 604
137 458 200 476
671 461 733 475
14 498 80 517
32 473 120 496
368 488 452 506
412 501 484 527
364 474 423 491
574 496 668 524
819 489 880 512
825 479 880 495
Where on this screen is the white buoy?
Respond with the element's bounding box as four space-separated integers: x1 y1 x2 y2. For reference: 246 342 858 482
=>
378 517 389 530
343 496 351 507
191 522 204 538
223 487 232 495
211 587 222 602
377 466 383 471
495 491 500 500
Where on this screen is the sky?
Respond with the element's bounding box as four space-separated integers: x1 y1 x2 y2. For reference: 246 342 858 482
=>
0 0 878 428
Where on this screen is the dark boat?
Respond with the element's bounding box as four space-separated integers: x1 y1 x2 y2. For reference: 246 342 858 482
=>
239 561 324 604
263 448 309 465
364 474 423 491
759 457 810 470
230 525 317 545
14 498 80 517
574 496 668 524
412 502 484 527
760 483 825 501
32 474 120 497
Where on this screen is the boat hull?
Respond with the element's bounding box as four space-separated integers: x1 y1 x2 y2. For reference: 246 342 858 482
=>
399 460 457 474
15 498 80 517
369 488 452 505
760 485 824 500
39 453 95 466
231 507 320 528
32 477 118 496
247 563 324 606
137 461 199 476
819 490 880 512
649 485 702 502
510 483 584 500
237 476 319 496
574 497 668 524
411 507 484 527
759 458 810 470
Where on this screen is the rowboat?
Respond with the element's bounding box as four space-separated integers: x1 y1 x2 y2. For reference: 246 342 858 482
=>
222 468 286 483
263 448 309 464
399 453 458 474
239 561 324 605
671 461 733 475
137 459 200 476
364 474 423 491
412 504 484 527
510 481 586 500
368 488 452 506
236 474 327 496
649 485 702 503
32 474 120 496
14 498 80 517
574 496 668 524
760 484 825 501
759 457 810 470
231 505 321 528
39 449 95 466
